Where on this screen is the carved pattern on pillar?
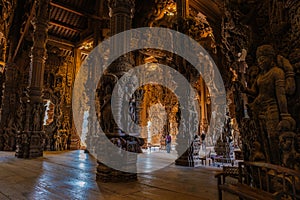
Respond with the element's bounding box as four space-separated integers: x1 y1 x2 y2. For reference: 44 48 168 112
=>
16 0 50 158
177 0 188 19
0 0 17 150
95 0 140 182
108 0 135 36
29 0 50 99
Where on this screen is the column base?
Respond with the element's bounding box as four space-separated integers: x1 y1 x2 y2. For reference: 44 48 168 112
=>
175 137 201 167
15 131 44 158
96 161 137 182
175 153 201 167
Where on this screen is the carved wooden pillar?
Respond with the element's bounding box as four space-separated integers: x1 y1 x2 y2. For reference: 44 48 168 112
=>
0 63 18 126
177 0 189 19
109 0 134 36
174 0 201 167
15 0 50 158
177 0 189 33
0 63 20 151
96 0 139 182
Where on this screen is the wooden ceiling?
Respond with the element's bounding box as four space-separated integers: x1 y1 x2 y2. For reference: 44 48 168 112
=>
47 0 221 46
12 0 221 56
48 0 100 47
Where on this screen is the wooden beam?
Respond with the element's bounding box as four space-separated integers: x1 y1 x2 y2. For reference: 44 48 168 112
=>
48 35 75 51
50 1 84 17
49 21 83 33
189 0 221 23
75 34 93 48
11 1 36 62
50 1 102 20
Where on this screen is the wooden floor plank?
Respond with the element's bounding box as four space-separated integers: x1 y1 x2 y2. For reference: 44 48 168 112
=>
0 150 238 199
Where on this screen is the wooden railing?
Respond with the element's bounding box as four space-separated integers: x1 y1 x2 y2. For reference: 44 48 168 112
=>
215 161 300 200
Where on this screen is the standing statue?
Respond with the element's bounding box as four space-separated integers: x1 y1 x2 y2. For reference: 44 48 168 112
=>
32 104 40 131
129 97 137 123
243 44 295 165
100 85 113 133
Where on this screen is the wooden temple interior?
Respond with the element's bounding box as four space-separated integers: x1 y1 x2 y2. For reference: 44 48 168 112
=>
0 0 300 199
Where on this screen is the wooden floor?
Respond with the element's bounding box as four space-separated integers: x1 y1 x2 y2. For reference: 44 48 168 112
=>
0 150 237 200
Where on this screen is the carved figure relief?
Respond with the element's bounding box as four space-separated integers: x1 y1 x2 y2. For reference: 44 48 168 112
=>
279 131 300 170
100 85 113 133
97 73 118 134
243 44 297 165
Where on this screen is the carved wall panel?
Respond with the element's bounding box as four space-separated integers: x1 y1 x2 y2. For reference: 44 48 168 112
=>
43 46 76 151
0 43 30 151
220 1 300 172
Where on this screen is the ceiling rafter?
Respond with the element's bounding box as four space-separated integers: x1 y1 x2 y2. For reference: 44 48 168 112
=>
11 1 36 62
48 35 75 50
50 0 102 20
49 20 83 33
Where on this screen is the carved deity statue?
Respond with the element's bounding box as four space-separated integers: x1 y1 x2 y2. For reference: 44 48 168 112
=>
100 85 113 133
243 44 295 165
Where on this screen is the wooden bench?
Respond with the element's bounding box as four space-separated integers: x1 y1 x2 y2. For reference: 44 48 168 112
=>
215 161 300 200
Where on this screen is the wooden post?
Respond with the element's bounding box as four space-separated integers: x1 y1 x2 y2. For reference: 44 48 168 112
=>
16 0 50 158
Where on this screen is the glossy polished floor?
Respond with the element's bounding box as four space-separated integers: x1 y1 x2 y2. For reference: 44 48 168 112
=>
0 150 237 200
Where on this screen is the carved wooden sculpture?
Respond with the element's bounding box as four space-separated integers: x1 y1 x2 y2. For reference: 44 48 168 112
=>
243 44 296 165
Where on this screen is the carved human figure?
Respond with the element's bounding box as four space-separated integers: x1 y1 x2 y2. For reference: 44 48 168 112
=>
100 85 113 133
32 104 41 131
129 97 137 124
15 102 24 130
60 132 67 150
243 44 295 164
279 132 300 170
21 133 29 158
249 141 265 162
54 133 61 151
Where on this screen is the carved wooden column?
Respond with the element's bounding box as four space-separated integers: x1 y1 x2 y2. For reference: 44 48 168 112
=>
177 0 189 19
96 0 139 182
15 0 50 158
0 0 18 151
174 0 203 167
0 63 20 151
0 63 18 127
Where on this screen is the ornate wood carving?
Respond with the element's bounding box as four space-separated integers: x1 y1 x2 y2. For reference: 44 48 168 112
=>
0 0 16 64
42 46 77 151
95 0 140 182
145 0 176 27
15 0 50 158
220 1 300 190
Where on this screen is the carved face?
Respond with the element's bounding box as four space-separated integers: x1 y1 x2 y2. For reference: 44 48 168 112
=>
257 55 272 71
256 45 275 71
279 133 294 152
